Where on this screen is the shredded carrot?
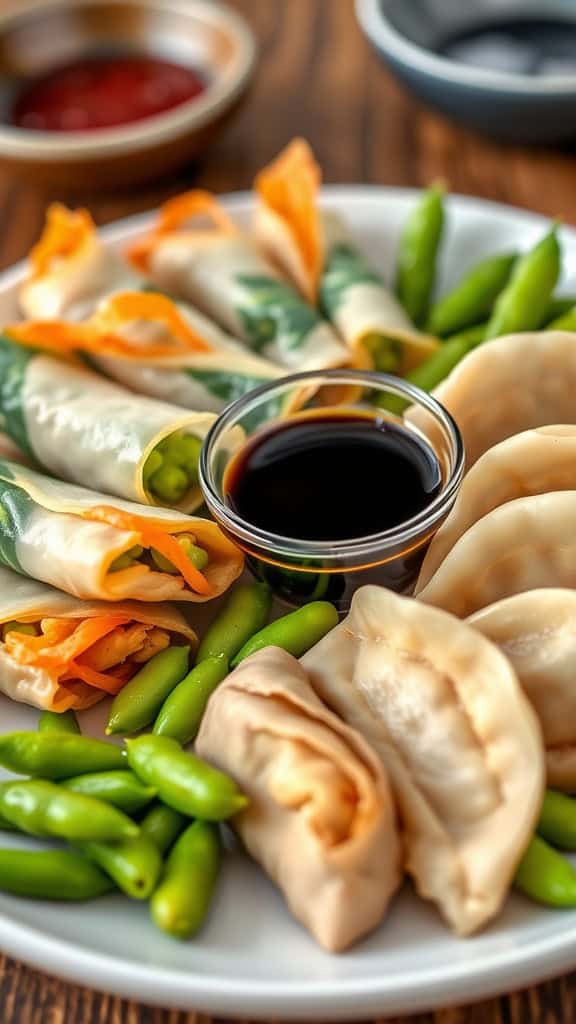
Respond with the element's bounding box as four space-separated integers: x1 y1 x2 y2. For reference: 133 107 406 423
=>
5 615 130 669
62 661 126 695
95 292 212 352
129 190 236 272
28 204 96 281
85 506 213 596
255 139 323 300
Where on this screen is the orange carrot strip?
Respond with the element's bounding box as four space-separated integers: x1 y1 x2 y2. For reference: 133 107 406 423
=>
128 191 236 272
95 292 212 353
29 204 96 280
5 616 130 669
63 661 127 695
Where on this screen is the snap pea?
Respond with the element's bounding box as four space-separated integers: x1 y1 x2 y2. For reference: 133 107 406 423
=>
154 655 229 744
0 812 17 832
515 835 576 907
62 770 157 814
426 251 516 337
537 790 576 850
38 709 80 735
139 802 187 855
545 308 576 332
396 184 445 326
106 645 190 736
0 780 139 842
79 834 162 900
151 820 221 939
231 601 339 667
126 734 248 821
196 583 272 663
485 226 561 339
545 296 576 323
0 848 114 900
0 731 125 778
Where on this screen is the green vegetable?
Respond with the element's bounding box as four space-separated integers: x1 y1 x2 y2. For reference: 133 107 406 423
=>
109 545 143 572
62 770 157 814
126 734 247 821
106 646 190 736
396 184 445 326
0 779 139 842
0 848 114 900
426 252 516 336
154 655 229 744
485 226 561 339
151 539 208 574
545 308 576 332
537 790 576 850
231 601 339 667
139 802 187 855
0 731 125 778
144 433 203 505
38 709 80 735
79 834 162 900
2 621 37 639
515 835 576 907
0 812 17 832
147 465 188 504
151 820 221 939
362 334 402 373
197 582 272 663
544 296 576 323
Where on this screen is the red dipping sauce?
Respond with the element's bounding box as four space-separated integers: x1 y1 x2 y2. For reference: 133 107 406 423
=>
11 56 207 133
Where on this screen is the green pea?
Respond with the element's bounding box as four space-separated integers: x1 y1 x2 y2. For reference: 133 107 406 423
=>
0 848 114 900
0 731 125 779
197 583 272 663
151 820 221 939
231 601 339 667
396 184 445 326
485 226 561 339
143 449 163 484
139 802 187 855
515 835 576 907
362 334 402 372
109 546 144 572
148 465 189 503
0 780 138 842
376 330 480 416
545 308 576 332
154 655 230 745
537 790 576 850
106 645 190 737
126 734 248 821
151 539 208 574
160 433 202 469
426 252 516 336
62 770 157 814
38 709 80 735
79 833 162 900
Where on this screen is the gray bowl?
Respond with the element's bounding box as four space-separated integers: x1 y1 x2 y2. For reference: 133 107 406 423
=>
356 0 576 143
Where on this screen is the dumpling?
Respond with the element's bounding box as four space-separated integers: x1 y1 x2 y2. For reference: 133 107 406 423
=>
411 331 576 467
417 425 576 590
302 586 544 936
418 491 576 617
469 590 576 792
195 646 401 952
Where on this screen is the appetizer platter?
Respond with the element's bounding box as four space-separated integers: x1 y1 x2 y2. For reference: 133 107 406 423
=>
0 143 576 1017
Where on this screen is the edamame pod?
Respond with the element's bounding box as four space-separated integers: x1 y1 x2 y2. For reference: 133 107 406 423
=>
38 710 81 735
545 308 576 332
62 770 157 814
106 646 191 736
231 601 339 667
396 184 445 326
426 252 516 336
0 813 17 832
0 780 139 842
80 834 162 900
126 734 247 821
545 296 576 323
196 583 272 663
515 835 576 907
154 655 229 744
0 848 114 900
485 226 561 339
537 790 576 850
140 802 187 855
0 731 125 779
151 820 221 939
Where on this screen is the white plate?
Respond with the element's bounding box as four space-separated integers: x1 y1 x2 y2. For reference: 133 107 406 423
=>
0 187 575 1019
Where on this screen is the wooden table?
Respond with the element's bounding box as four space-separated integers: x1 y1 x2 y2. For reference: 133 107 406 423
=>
0 1 574 1021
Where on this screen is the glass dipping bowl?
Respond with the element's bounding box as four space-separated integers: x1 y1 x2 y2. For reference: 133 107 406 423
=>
199 370 464 612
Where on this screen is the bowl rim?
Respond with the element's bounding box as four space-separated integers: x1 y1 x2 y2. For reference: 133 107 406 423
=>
356 0 576 95
0 0 257 159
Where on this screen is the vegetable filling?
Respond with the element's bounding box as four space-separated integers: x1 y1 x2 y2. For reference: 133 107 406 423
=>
143 431 202 504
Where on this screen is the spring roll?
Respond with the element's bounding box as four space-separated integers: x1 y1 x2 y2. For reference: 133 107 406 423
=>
196 647 401 952
128 190 348 372
0 565 196 711
0 458 242 603
254 139 438 372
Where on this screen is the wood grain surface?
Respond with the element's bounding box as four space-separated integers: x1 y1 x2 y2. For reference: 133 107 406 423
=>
0 0 574 1020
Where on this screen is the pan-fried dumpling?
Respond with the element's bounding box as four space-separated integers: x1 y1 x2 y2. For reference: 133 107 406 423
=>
469 590 576 792
417 426 576 590
195 646 401 952
418 491 576 617
302 586 544 937
411 331 576 467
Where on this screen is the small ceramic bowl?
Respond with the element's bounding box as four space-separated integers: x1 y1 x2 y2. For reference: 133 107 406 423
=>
0 0 256 190
356 0 576 144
